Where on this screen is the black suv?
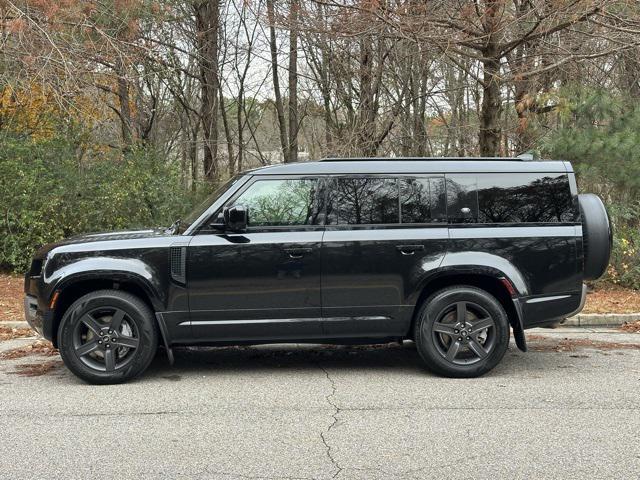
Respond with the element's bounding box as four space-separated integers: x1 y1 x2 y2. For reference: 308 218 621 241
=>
24 158 612 383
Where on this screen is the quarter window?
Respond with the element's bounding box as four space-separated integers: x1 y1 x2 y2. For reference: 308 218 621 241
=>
478 173 574 223
229 178 322 227
446 173 575 224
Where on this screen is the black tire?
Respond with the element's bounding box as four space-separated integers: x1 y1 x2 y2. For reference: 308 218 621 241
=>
579 193 612 280
414 286 510 378
58 290 158 384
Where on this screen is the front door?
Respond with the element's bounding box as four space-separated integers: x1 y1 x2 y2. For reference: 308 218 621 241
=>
187 176 325 342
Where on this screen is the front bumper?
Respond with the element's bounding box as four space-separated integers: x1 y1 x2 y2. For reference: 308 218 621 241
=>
24 294 43 336
24 295 56 343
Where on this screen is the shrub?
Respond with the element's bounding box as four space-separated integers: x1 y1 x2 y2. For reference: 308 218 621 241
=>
542 86 640 289
0 132 206 272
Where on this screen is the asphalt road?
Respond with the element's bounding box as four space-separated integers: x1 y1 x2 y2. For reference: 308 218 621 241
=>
0 327 639 480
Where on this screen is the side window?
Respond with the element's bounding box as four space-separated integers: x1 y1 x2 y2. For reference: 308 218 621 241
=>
328 178 399 225
229 178 322 227
477 173 574 223
446 175 479 223
400 177 447 223
447 173 576 224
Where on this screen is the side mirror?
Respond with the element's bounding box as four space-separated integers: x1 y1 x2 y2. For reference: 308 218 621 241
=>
208 212 226 231
223 205 248 232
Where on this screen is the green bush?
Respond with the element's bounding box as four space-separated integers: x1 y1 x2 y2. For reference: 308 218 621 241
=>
605 203 640 290
542 86 640 289
0 132 206 272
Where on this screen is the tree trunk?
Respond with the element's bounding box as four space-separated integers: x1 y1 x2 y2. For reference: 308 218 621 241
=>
219 90 235 175
195 0 220 180
321 71 333 152
479 51 502 157
358 37 376 156
117 73 133 150
478 0 502 157
190 125 199 192
236 86 244 172
622 50 640 98
267 0 289 163
287 0 299 162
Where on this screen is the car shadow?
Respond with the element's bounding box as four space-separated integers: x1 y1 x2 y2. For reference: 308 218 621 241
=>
146 342 425 376
142 341 531 378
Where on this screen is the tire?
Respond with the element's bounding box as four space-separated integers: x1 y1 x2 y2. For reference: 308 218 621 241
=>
58 290 158 384
579 193 612 280
414 286 510 378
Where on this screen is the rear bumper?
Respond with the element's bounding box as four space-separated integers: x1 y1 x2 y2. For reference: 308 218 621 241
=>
517 283 587 330
566 283 588 318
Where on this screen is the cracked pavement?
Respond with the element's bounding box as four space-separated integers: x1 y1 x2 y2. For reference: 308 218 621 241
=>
0 328 639 479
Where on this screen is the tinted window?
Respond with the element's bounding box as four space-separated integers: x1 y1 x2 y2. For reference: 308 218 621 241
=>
400 177 447 223
446 175 478 223
230 178 321 226
329 178 399 225
447 173 575 223
478 173 574 223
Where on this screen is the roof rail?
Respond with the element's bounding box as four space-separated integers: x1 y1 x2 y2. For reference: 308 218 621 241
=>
319 157 524 162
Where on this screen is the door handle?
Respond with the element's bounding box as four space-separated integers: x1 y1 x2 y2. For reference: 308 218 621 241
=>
396 244 425 255
285 247 313 259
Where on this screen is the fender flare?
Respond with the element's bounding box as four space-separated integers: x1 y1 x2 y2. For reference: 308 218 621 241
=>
413 253 529 352
437 251 529 296
46 257 166 312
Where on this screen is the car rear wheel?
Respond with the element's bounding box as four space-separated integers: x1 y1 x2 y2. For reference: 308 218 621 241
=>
414 286 510 378
58 290 158 384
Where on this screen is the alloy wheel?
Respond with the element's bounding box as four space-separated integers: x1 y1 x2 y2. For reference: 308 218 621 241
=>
72 307 140 372
431 301 496 366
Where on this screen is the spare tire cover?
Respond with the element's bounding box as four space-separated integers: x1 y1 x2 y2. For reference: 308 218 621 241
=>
578 193 612 280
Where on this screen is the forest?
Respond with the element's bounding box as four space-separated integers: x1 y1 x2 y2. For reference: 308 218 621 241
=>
1 0 639 287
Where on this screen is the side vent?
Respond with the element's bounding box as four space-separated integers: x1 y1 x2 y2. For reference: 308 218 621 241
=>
169 246 186 284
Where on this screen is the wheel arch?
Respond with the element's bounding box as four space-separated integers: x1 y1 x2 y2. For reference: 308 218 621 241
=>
409 271 526 352
49 273 160 348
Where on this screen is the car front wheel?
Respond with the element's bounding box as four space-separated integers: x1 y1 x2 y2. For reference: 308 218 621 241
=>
414 286 510 378
58 290 158 384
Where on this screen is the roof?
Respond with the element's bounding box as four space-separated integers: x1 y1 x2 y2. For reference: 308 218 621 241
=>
249 158 571 175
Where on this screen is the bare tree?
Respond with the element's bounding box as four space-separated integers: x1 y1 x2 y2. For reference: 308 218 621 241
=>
266 0 290 162
287 0 299 162
194 0 221 180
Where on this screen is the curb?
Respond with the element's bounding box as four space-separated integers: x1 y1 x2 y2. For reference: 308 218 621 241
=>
563 313 640 327
0 321 30 329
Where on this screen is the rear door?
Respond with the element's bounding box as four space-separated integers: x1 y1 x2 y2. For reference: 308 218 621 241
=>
320 175 449 338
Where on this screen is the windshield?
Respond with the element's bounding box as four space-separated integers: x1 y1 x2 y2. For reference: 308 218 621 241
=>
179 175 243 233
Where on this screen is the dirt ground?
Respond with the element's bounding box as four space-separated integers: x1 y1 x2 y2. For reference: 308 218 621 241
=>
2 273 640 321
581 283 640 314
0 274 23 321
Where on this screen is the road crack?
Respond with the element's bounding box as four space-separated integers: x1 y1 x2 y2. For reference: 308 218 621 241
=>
319 365 343 479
